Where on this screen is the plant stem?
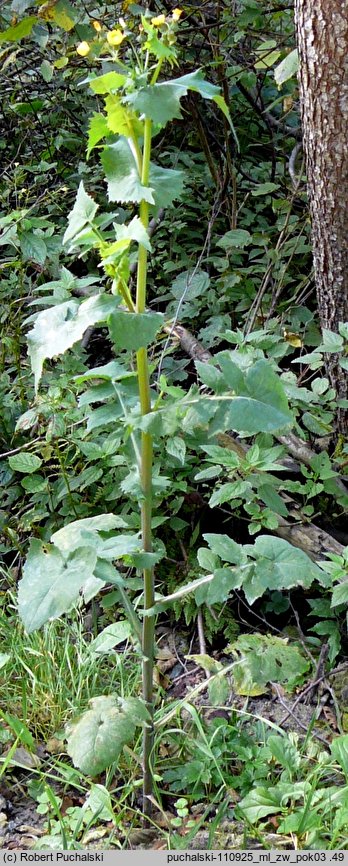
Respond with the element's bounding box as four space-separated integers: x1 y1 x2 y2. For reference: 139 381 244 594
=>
135 117 155 817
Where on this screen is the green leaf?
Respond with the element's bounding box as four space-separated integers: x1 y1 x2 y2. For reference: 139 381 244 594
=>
83 784 114 822
114 216 151 251
166 436 186 465
89 72 127 94
20 232 47 265
230 634 309 696
251 182 280 196
171 269 210 301
203 533 244 564
9 452 42 474
63 182 99 245
237 786 285 823
21 474 46 493
102 139 155 205
209 481 252 507
108 310 163 350
274 49 298 86
128 70 220 127
18 540 98 633
51 515 131 555
104 94 135 137
242 536 325 604
217 229 251 250
40 59 53 82
27 294 117 389
0 16 37 43
216 357 294 434
268 734 301 773
89 621 132 655
331 581 348 608
321 328 344 353
66 695 148 776
331 735 348 779
87 113 110 158
149 164 185 208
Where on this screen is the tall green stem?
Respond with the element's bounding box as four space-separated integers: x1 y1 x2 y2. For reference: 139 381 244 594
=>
136 117 155 817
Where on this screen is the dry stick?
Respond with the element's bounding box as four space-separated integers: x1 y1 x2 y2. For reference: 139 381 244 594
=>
165 323 346 560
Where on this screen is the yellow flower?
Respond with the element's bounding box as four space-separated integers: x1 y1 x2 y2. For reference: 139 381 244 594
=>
76 41 90 56
92 20 102 32
107 28 125 46
151 14 166 26
172 8 183 21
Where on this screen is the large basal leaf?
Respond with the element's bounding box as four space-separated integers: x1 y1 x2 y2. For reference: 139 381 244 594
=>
101 139 155 204
66 695 149 776
229 634 309 696
108 310 163 350
63 182 99 245
27 294 117 389
18 540 98 633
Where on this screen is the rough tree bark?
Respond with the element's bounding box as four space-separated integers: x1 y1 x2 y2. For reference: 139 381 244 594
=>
294 0 348 432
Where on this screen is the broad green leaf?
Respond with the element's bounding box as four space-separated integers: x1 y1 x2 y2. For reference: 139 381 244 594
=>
237 786 286 823
21 474 46 493
128 70 220 127
9 452 42 474
40 59 53 83
51 514 126 550
104 94 134 136
230 634 309 696
195 567 247 606
274 49 298 86
213 357 294 434
87 113 109 158
63 182 99 245
66 695 148 775
89 72 127 94
20 232 47 265
108 310 163 350
51 0 75 30
102 139 155 205
254 40 281 69
114 216 151 251
200 444 240 468
251 182 280 196
0 16 37 42
321 328 344 353
18 541 98 633
331 581 348 608
203 533 245 564
166 436 186 465
171 269 210 301
149 164 185 208
83 784 114 822
89 621 132 655
217 229 251 250
27 294 117 389
209 481 252 507
242 536 325 604
268 734 301 774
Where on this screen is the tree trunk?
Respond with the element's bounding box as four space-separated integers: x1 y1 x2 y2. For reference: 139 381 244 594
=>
294 0 348 432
